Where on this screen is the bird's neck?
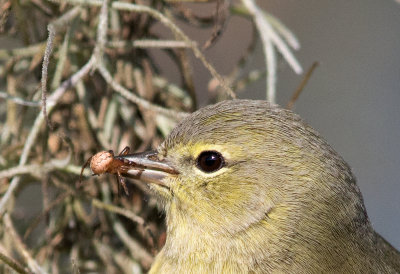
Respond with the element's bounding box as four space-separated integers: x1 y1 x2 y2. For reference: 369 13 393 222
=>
150 216 268 273
150 203 345 273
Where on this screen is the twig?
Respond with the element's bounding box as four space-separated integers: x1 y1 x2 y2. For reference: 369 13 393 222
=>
287 62 319 109
0 91 41 107
92 240 119 273
97 64 189 119
202 0 228 50
0 42 46 60
108 39 192 49
48 57 96 105
113 221 154 269
241 0 302 102
93 0 109 65
41 6 82 129
265 35 277 103
0 161 84 180
41 24 56 129
0 250 28 274
93 240 141 273
3 214 47 274
92 198 146 227
264 12 300 50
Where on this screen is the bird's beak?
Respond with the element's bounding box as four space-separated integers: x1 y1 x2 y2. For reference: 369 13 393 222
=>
114 150 178 189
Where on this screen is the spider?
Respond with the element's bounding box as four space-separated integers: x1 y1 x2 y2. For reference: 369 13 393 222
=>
80 146 137 195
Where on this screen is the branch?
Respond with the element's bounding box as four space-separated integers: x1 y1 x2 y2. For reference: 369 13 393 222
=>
241 0 302 102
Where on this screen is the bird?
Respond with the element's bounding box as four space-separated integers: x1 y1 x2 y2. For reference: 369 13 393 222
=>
115 99 400 273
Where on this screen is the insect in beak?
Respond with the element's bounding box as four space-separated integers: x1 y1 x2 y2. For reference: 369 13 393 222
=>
79 147 178 195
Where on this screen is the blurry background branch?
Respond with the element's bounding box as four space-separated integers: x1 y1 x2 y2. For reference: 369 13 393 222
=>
240 0 302 103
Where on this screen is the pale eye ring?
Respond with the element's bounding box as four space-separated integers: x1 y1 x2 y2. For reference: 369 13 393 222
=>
196 151 225 173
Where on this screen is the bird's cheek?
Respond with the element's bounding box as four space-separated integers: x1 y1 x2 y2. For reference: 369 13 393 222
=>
148 175 180 202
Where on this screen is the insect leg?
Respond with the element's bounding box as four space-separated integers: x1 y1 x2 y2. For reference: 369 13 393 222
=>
79 156 92 184
117 170 129 195
119 146 130 156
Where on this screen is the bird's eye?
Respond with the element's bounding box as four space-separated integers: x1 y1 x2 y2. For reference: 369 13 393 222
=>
196 151 225 173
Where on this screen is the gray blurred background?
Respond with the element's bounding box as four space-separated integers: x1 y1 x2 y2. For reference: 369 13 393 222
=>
165 0 400 249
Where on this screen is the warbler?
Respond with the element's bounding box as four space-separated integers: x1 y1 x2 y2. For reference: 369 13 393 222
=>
116 99 400 273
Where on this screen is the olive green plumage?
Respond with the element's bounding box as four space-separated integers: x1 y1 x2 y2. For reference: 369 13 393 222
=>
147 100 400 273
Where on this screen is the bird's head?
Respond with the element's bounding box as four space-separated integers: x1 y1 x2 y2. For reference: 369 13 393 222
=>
119 100 367 240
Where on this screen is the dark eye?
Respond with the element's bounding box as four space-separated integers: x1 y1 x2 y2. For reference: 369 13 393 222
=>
196 151 225 173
